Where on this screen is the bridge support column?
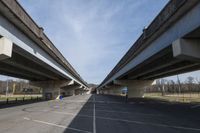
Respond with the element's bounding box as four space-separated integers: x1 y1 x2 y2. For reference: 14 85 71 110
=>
75 89 82 95
102 90 108 94
114 80 154 99
98 89 103 94
61 85 83 96
30 80 73 100
104 85 123 96
61 89 75 97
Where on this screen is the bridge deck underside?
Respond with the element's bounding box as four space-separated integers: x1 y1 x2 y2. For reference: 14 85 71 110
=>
118 27 200 81
118 46 200 81
0 45 66 81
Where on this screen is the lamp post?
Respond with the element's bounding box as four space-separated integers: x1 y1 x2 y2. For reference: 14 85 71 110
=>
176 75 182 101
6 78 8 98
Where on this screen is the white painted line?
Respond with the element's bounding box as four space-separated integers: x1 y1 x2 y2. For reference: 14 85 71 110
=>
33 119 66 128
36 100 200 133
93 95 95 103
23 117 91 133
96 116 200 131
191 104 200 109
93 95 96 133
50 108 200 131
23 117 30 120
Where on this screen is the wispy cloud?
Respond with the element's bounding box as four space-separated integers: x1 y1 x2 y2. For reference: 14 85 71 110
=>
18 0 171 84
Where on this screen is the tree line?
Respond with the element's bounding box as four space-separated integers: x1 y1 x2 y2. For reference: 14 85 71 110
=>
0 79 42 95
145 76 200 95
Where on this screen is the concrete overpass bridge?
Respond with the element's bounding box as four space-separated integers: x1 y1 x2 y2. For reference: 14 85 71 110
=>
0 0 88 99
98 0 200 99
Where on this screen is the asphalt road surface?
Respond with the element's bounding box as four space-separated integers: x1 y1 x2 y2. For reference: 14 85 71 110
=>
0 94 199 133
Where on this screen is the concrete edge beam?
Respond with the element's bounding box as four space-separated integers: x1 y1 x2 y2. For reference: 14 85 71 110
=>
0 37 13 60
172 38 200 62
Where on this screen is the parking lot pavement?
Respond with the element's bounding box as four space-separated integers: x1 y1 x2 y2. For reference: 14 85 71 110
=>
0 94 199 133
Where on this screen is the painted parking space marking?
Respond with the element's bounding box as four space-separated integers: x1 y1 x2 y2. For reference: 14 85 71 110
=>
191 104 200 109
50 111 200 132
21 95 200 133
23 117 92 133
96 116 200 131
93 95 96 133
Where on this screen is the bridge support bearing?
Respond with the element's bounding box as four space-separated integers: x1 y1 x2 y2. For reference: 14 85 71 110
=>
0 37 13 60
114 80 154 99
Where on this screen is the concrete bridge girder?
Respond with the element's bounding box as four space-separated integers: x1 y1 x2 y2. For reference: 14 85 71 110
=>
0 13 85 88
0 2 88 98
99 3 200 88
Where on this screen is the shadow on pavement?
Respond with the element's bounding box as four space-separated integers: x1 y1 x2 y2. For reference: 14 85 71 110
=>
63 94 94 133
0 98 46 109
62 94 200 133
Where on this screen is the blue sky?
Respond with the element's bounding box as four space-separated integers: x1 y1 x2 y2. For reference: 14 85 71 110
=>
1 0 199 84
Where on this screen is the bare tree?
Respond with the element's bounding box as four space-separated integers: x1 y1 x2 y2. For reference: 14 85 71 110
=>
185 76 195 99
195 78 200 96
